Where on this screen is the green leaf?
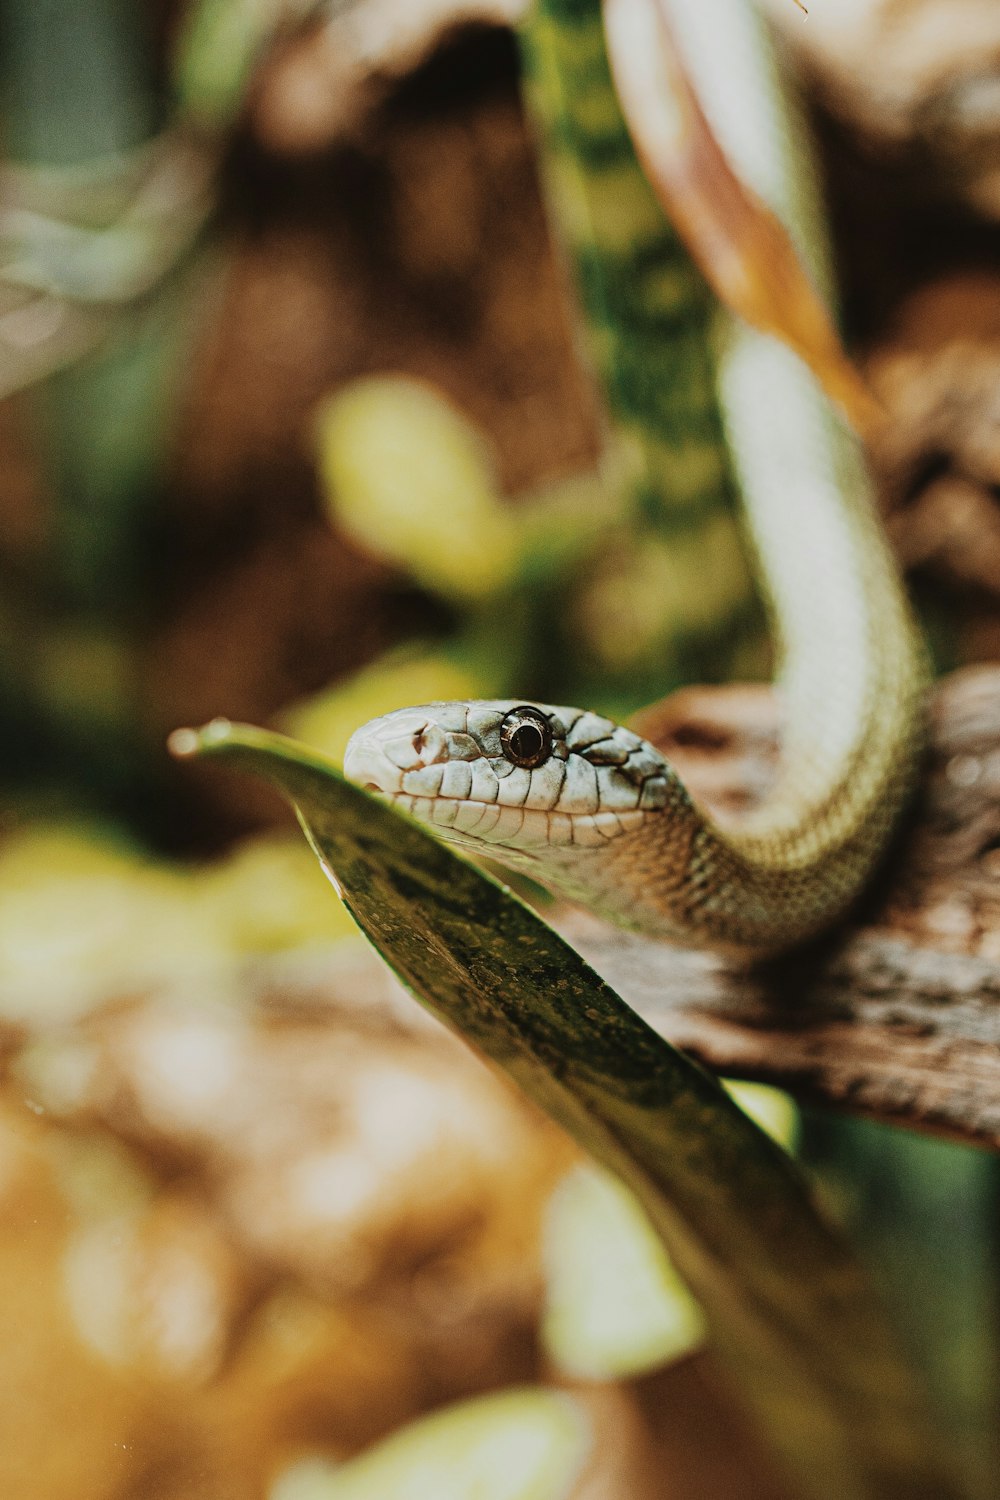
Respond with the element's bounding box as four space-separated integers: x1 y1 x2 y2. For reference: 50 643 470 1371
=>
170 720 958 1500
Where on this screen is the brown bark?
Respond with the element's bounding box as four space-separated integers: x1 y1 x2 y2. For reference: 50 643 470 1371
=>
553 667 1000 1149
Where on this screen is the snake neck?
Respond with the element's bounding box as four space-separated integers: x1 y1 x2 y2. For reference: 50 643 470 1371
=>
515 0 927 952
604 327 928 955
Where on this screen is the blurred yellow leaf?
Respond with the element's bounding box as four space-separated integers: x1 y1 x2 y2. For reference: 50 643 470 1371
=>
280 1388 590 1500
542 1162 705 1380
198 833 358 952
282 649 482 767
315 377 522 603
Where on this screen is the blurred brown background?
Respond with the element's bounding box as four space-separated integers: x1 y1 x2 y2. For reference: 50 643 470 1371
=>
2 2 1000 1497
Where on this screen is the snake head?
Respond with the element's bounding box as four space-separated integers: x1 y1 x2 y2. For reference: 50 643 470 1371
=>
343 700 676 861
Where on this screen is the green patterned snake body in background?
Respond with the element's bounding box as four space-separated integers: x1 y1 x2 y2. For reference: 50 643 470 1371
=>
526 0 762 696
345 0 927 956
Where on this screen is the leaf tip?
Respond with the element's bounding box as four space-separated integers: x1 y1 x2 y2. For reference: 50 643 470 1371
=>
167 718 234 760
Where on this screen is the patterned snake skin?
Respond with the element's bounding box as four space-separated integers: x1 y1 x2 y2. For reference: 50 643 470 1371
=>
344 0 927 956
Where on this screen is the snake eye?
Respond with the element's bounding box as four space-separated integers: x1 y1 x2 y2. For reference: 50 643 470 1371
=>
500 706 552 769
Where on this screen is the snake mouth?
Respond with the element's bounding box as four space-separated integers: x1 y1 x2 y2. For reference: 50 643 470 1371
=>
355 779 642 852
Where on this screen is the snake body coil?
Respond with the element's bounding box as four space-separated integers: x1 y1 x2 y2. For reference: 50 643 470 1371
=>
344 0 926 956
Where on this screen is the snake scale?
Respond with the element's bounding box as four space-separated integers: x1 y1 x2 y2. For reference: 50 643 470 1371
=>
344 0 927 957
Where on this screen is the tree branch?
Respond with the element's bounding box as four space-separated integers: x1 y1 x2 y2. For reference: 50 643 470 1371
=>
556 668 1000 1148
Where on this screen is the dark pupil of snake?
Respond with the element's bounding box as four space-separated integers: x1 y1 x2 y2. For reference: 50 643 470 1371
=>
510 724 543 762
501 710 551 768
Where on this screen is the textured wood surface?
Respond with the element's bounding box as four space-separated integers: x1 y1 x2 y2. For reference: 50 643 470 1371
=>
554 668 1000 1148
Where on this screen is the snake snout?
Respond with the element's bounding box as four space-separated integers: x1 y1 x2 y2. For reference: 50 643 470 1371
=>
343 734 394 796
344 711 452 797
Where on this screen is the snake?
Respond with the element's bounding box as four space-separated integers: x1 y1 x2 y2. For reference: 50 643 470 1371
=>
343 0 927 957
